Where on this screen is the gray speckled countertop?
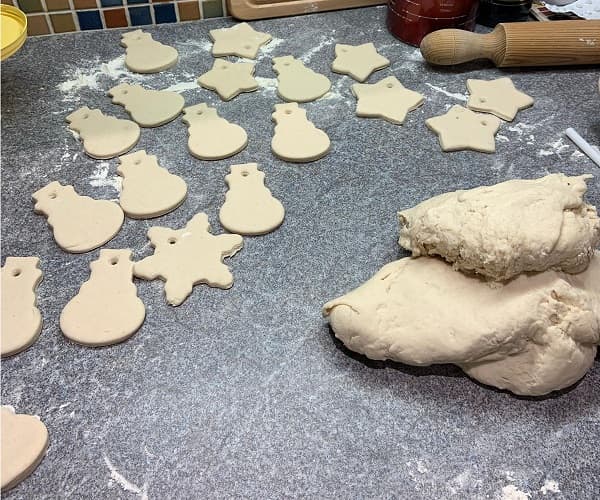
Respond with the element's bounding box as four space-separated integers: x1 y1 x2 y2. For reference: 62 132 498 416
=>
2 6 600 499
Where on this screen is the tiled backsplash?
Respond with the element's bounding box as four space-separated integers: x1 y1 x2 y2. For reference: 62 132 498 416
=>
1 0 228 36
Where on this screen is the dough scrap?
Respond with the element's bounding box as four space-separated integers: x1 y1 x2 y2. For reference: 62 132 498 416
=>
209 22 271 59
273 56 331 103
425 105 501 153
108 83 184 127
66 107 140 159
33 181 124 253
1 257 43 358
351 76 425 124
467 77 534 122
398 173 600 280
331 43 390 82
219 163 285 235
60 249 145 346
121 29 178 73
197 59 258 101
134 213 243 306
1 406 48 491
323 254 600 396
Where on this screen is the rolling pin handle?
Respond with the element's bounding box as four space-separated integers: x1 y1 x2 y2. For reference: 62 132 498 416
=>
420 27 505 66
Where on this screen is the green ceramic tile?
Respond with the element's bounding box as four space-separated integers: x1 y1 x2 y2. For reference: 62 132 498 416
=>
50 12 75 32
18 0 43 13
202 0 222 18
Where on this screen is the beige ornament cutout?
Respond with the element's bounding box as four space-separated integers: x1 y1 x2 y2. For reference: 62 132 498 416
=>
272 56 331 103
134 213 243 306
426 105 502 153
197 60 258 101
467 77 534 122
209 22 271 59
108 83 184 127
60 249 145 346
121 29 178 74
1 257 43 358
118 150 187 219
271 103 330 163
219 163 285 236
352 76 425 124
332 43 390 82
66 107 140 159
1 406 48 492
33 181 124 253
182 103 248 160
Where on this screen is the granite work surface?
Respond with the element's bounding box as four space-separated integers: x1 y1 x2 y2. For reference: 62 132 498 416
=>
1 6 600 499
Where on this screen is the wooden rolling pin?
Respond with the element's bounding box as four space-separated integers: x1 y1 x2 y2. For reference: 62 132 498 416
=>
420 20 600 67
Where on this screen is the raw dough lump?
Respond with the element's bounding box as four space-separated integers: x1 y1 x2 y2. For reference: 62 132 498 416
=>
398 174 600 280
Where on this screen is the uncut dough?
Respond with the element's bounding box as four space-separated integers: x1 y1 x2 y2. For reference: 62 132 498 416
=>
323 254 600 396
398 174 600 280
121 30 178 73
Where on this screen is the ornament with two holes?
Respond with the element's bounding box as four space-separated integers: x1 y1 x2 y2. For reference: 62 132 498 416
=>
121 30 178 73
272 56 331 103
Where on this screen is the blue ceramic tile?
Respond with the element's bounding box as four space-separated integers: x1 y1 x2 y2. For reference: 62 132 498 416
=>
153 3 175 23
127 0 147 4
128 5 151 25
77 10 103 30
100 0 122 7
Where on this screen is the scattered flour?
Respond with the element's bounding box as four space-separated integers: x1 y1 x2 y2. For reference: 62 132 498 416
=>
540 479 560 495
103 455 148 500
505 471 516 482
163 81 199 93
255 76 277 94
537 137 571 158
425 83 468 101
496 134 510 143
416 461 428 474
320 77 352 105
500 485 530 500
258 37 284 59
300 36 331 63
89 162 122 192
177 39 212 53
447 470 472 494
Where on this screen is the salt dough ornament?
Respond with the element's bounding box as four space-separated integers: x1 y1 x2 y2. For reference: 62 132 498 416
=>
134 213 243 306
332 43 390 82
117 150 187 219
426 105 502 153
271 103 330 163
219 163 285 235
272 56 331 103
33 181 124 253
351 76 425 124
197 60 258 101
466 77 534 121
182 103 248 160
1 406 48 492
60 249 145 346
108 83 184 127
1 258 43 358
209 22 271 59
121 29 178 73
66 107 140 159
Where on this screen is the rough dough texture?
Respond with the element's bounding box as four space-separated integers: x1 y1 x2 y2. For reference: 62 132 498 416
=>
398 174 600 281
60 249 145 346
331 43 390 82
197 60 258 101
273 56 331 103
121 30 178 73
1 406 48 491
1 257 42 358
219 163 285 235
33 181 124 253
209 22 271 59
323 254 600 396
467 77 534 122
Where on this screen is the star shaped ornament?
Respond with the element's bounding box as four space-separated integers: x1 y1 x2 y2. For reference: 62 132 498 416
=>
352 76 425 124
332 43 390 82
198 60 259 101
467 77 534 121
426 105 502 153
209 22 272 59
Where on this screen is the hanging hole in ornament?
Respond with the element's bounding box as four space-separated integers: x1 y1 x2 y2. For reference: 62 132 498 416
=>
285 109 292 115
110 257 119 266
196 110 203 115
134 159 141 165
241 171 249 177
386 83 393 88
82 114 89 119
244 44 251 50
283 62 290 66
479 97 486 103
168 237 177 245
481 120 488 126
12 269 21 277
122 90 128 95
49 192 57 199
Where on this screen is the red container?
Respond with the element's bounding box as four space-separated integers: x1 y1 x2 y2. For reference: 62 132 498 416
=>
387 0 479 47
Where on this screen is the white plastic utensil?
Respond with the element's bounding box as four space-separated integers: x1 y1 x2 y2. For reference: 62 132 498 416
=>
566 127 600 167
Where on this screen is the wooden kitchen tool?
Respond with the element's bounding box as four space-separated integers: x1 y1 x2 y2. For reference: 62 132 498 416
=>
228 0 385 20
420 20 600 67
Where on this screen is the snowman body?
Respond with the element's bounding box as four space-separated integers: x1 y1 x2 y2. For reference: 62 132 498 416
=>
273 56 330 103
121 30 178 73
109 83 184 127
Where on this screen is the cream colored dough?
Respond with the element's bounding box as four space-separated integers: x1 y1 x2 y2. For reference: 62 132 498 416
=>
134 213 243 306
331 43 390 82
271 103 330 163
398 173 600 281
351 76 425 124
467 77 534 121
425 105 501 153
66 107 140 159
197 60 258 101
1 406 48 492
1 258 42 358
33 181 124 253
323 253 600 396
219 163 285 235
60 249 145 346
121 30 178 73
209 22 271 59
273 56 331 103
183 103 248 160
108 83 184 127
118 150 187 219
